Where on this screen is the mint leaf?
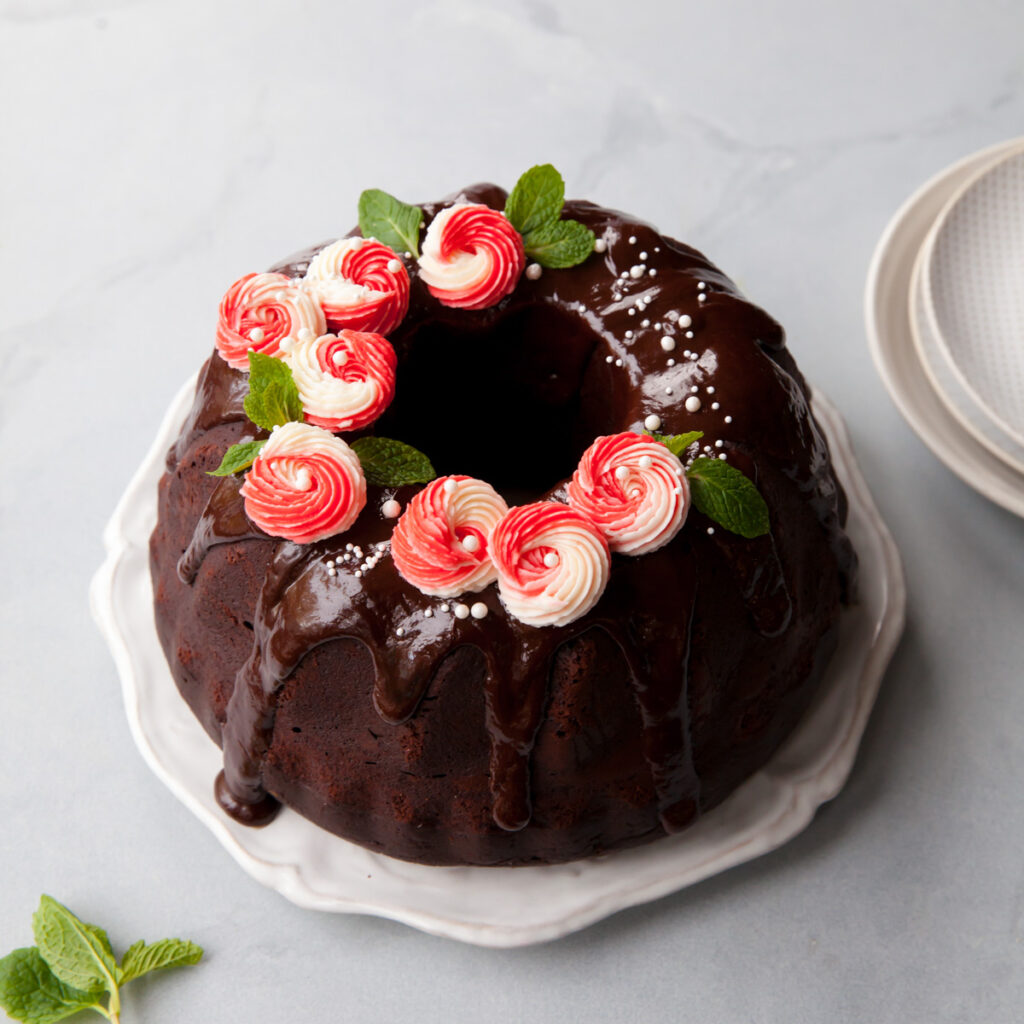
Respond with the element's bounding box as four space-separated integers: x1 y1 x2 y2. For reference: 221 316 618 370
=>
208 440 266 477
119 940 203 984
647 430 704 458
686 457 770 538
31 896 117 996
523 219 595 269
351 437 436 487
358 189 423 258
244 351 304 431
0 948 99 1024
504 164 565 237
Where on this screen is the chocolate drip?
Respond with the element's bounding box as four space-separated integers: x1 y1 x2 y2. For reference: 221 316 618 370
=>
178 477 263 584
712 533 792 638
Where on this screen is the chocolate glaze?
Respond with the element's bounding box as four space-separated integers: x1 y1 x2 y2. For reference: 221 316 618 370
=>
149 185 855 865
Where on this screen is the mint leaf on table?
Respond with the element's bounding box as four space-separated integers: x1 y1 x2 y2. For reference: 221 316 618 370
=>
686 457 770 538
522 219 596 269
646 430 705 458
0 948 99 1024
351 437 436 487
207 439 266 477
1 895 204 1024
504 164 565 237
358 188 423 258
243 351 304 431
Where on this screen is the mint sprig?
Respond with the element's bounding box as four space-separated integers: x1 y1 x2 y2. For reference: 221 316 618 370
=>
645 430 704 458
0 895 203 1023
243 351 304 431
358 189 423 258
686 456 770 538
504 164 595 269
207 439 266 477
351 437 436 487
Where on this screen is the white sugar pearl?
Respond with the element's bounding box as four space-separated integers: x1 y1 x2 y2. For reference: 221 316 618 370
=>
667 358 675 366
470 602 489 620
644 414 661 431
614 358 623 367
678 314 692 328
381 499 401 519
525 263 543 281
615 466 629 481
543 552 559 568
641 319 650 328
639 455 652 469
691 386 699 393
685 396 702 413
707 527 715 535
649 268 657 277
327 567 337 577
666 387 673 395
628 308 636 316
605 355 614 363
248 327 265 343
454 603 470 620
625 330 633 339
711 402 720 411
440 603 450 612
396 627 405 636
698 293 707 304
295 468 312 490
387 258 402 272
443 479 458 494
594 238 607 253
297 327 313 341
686 330 694 339
462 534 480 552
278 337 294 353
715 440 724 448
724 415 733 423
628 235 637 244
332 350 348 366
629 265 645 279
707 386 716 394
697 281 707 290
424 608 433 618
661 336 676 352
639 251 648 260
719 453 727 460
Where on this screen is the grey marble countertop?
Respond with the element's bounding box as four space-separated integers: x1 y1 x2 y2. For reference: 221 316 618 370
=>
2 1 1023 1021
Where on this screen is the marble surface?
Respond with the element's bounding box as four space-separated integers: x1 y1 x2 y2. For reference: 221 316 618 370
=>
1 0 1022 1020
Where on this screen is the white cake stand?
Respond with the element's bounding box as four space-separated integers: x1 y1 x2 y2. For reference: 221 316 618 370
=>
90 378 904 948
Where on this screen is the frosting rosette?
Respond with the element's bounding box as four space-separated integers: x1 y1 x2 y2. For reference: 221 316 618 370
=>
417 204 525 310
284 330 397 432
567 432 690 555
391 476 508 598
302 237 410 336
490 503 610 628
216 273 327 371
240 422 366 544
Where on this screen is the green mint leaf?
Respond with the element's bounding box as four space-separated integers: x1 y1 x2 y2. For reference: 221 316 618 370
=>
119 939 203 984
646 430 704 458
523 219 595 268
504 164 565 237
686 457 770 538
208 440 266 477
358 189 423 258
244 351 304 431
31 896 117 996
0 948 100 1024
351 437 436 487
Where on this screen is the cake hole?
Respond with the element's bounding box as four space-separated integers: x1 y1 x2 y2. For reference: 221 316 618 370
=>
379 304 621 503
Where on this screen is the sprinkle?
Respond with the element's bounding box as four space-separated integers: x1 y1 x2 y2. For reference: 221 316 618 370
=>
718 453 727 460
387 258 402 272
698 293 707 304
443 479 458 494
404 251 412 259
690 352 699 361
629 235 637 244
660 336 676 352
639 251 648 260
248 327 265 343
649 269 657 277
424 608 433 617
685 330 694 339
295 468 312 491
332 350 348 366
615 465 629 481
594 238 607 253
377 542 387 551
724 415 733 423
614 358 623 367
396 627 405 637
327 567 337 577
628 308 636 316
629 265 645 279
470 602 489 620
620 271 629 279
711 402 720 411
454 603 470 620
666 387 673 395
707 527 715 535
697 281 707 290
543 552 559 568
440 603 450 613
355 570 363 577
279 337 294 353
462 534 480 553
715 439 724 448
613 293 622 301
641 319 650 328
605 355 614 363
526 263 543 281
639 455 652 468
654 247 660 253
644 414 661 431
685 396 702 413
326 560 335 568
691 385 699 394
707 386 716 394
678 314 692 328
625 330 633 339
346 543 353 551
381 498 401 519
667 358 675 366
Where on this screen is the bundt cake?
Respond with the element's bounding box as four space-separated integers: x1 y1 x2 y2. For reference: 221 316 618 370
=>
149 166 856 866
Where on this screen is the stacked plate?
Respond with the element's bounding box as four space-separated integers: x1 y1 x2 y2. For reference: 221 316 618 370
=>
866 138 1024 517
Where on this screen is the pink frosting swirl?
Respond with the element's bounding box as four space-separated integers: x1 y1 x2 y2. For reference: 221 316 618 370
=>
216 272 326 371
417 204 525 310
285 330 397 432
391 476 509 597
567 432 690 555
303 237 410 335
240 422 366 544
490 503 610 628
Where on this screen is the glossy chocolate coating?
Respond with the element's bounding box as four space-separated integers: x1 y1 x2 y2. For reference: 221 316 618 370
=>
149 186 855 865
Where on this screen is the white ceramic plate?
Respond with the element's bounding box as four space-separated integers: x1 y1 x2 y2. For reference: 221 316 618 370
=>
909 243 1024 474
91 378 903 948
865 138 1024 519
922 143 1024 447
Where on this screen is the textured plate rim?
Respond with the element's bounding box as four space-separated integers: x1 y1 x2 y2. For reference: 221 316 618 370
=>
919 140 1024 448
865 137 1024 519
90 377 903 948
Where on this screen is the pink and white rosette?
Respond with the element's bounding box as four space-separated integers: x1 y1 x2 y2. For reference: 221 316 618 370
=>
303 238 410 336
240 422 366 544
391 476 508 598
216 273 327 371
567 432 689 555
417 204 525 310
284 330 397 432
490 503 611 628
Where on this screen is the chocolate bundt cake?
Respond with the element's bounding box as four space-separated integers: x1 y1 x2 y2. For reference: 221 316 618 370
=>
149 167 856 866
